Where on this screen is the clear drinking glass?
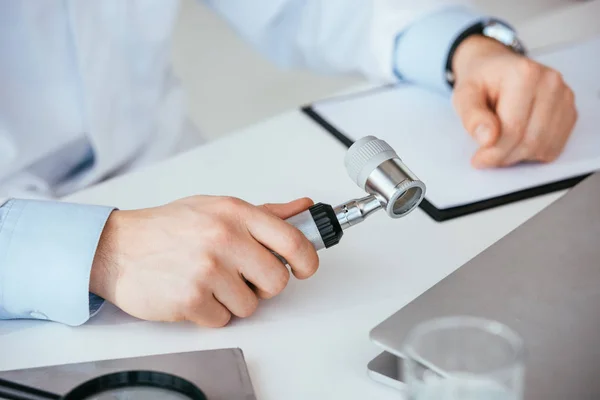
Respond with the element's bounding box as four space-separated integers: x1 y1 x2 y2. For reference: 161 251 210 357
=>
402 316 525 400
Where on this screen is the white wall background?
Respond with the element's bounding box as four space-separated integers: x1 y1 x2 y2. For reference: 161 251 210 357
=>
170 0 580 141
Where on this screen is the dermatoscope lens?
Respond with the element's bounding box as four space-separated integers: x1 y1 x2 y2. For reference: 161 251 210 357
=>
392 185 424 217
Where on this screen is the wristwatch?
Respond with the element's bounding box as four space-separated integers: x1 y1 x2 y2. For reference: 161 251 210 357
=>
445 19 527 87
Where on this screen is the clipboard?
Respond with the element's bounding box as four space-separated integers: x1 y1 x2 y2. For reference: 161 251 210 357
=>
301 37 600 222
302 105 591 221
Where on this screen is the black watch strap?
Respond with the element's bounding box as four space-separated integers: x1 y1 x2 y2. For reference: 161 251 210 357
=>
445 22 486 88
445 20 526 87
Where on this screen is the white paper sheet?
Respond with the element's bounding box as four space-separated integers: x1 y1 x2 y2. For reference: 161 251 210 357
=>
312 37 600 210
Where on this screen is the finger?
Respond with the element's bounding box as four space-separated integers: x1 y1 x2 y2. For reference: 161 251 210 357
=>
245 207 319 280
502 70 567 166
539 86 577 162
185 294 232 328
472 61 540 168
544 100 577 161
212 270 259 318
452 82 501 147
233 241 291 299
261 198 314 219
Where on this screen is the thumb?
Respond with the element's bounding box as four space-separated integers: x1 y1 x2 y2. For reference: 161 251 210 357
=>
261 197 314 219
452 82 501 147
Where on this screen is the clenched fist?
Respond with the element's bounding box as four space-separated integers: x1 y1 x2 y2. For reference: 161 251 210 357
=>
90 196 318 327
451 35 578 168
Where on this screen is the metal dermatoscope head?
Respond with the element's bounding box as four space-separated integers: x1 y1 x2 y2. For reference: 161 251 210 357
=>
344 136 426 218
276 135 426 260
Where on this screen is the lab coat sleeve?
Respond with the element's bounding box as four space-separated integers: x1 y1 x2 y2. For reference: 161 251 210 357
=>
202 1 488 91
0 198 114 326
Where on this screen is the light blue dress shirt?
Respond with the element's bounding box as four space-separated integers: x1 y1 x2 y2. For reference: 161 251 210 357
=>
0 198 113 326
0 6 488 326
394 7 485 93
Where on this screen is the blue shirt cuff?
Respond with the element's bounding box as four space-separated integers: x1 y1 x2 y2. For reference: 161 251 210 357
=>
0 199 114 326
393 6 487 94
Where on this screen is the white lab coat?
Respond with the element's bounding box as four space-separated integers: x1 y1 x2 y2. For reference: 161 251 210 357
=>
0 0 455 201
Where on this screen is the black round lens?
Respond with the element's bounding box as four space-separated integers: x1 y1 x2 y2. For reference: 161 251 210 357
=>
62 371 207 400
83 387 192 399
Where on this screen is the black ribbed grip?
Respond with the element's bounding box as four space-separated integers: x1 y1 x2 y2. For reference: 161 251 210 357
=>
308 203 343 248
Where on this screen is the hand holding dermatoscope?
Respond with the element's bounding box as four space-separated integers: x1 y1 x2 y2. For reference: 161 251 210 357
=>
276 136 426 264
0 136 424 400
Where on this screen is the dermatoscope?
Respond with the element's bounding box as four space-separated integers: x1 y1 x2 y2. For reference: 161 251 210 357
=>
277 136 426 263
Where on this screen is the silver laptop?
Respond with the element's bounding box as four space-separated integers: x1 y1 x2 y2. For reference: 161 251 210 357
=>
369 172 600 399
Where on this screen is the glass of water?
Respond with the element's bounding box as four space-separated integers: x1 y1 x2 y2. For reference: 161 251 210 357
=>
402 316 524 400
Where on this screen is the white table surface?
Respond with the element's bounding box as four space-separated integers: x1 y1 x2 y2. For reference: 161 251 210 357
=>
1 3 599 399
0 113 564 399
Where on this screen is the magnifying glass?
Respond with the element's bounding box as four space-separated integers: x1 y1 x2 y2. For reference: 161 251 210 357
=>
0 370 207 400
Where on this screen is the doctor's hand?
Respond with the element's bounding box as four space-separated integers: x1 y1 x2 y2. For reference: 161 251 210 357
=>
451 35 578 169
89 196 318 327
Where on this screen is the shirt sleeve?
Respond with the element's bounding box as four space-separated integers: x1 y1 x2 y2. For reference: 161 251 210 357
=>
202 0 469 83
393 7 486 93
0 199 115 326
202 0 490 88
